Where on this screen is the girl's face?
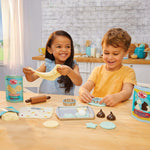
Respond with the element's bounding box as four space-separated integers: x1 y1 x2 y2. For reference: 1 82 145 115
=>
102 43 127 71
48 36 71 64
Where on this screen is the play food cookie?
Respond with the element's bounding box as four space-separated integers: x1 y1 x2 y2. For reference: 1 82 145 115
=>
43 120 59 128
100 121 116 129
86 122 97 129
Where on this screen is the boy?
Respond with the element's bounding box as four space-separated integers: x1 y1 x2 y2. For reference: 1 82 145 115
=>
79 28 136 106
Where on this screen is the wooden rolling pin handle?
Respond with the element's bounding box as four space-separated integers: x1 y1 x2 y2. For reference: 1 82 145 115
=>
25 95 51 104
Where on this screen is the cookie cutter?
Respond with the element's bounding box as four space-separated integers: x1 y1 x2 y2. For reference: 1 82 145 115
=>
91 97 101 103
89 97 106 107
63 98 76 106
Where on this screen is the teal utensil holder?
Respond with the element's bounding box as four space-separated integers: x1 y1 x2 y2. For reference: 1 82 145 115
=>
134 47 145 58
86 47 91 56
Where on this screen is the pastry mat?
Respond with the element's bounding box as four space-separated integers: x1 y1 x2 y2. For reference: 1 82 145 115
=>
19 107 53 119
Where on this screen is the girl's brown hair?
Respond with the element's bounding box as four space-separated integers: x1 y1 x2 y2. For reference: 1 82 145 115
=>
101 28 131 52
45 30 74 93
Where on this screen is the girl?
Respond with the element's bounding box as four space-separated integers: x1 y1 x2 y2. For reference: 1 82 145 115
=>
23 30 82 95
79 28 136 106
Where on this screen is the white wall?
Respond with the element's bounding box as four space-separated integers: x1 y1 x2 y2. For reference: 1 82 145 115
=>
23 0 42 68
0 0 42 90
41 0 150 95
1 0 150 90
41 0 150 53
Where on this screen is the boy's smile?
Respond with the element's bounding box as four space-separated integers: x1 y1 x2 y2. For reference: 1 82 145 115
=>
102 43 127 71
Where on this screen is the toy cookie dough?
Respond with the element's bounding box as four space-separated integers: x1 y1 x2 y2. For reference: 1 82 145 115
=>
88 97 106 107
100 121 116 129
63 98 76 106
28 64 61 81
77 109 87 116
56 106 95 120
1 112 19 121
63 108 89 118
43 120 59 128
107 112 116 121
86 122 97 129
75 107 89 118
63 113 74 118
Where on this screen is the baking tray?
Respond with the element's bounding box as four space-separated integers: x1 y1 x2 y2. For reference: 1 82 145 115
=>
56 106 95 120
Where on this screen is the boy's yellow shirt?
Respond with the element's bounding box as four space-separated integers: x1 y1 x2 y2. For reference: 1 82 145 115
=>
88 65 137 97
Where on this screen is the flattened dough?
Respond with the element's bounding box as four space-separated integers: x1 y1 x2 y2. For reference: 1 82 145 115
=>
43 120 59 128
100 121 116 129
86 122 97 129
2 112 19 121
29 64 61 81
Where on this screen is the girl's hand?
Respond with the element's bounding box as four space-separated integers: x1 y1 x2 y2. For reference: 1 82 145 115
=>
23 63 46 82
23 67 36 82
79 88 94 103
100 94 121 107
57 65 71 76
23 67 34 76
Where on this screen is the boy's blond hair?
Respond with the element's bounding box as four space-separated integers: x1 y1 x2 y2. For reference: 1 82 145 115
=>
101 28 131 52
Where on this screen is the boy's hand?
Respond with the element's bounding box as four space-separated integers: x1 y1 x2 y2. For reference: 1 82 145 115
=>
100 83 133 107
79 88 94 103
100 94 121 107
57 65 71 76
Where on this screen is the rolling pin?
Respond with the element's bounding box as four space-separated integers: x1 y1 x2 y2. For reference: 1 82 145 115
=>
25 95 51 104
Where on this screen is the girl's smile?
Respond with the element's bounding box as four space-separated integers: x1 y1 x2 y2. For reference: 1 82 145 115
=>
48 36 71 64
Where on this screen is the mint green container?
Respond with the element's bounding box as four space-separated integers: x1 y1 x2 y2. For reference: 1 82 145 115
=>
5 76 23 102
132 85 150 123
86 47 91 56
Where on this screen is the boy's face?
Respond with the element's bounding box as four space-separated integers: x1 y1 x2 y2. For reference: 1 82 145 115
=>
102 43 127 71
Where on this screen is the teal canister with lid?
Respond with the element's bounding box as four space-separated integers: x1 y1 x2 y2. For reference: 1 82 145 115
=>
132 85 150 123
134 44 145 58
86 46 91 56
134 47 145 58
5 76 23 102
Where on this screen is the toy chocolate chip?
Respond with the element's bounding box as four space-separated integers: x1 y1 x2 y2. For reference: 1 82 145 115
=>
141 102 148 111
96 109 105 118
107 112 116 121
